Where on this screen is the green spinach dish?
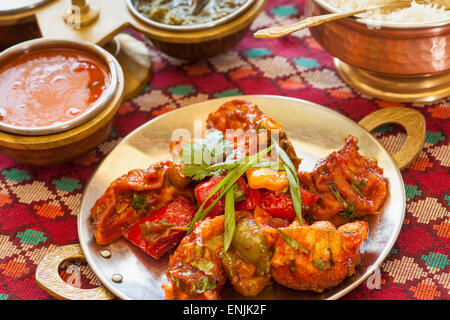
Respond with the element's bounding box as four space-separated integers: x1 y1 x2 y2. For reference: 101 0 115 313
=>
132 0 249 26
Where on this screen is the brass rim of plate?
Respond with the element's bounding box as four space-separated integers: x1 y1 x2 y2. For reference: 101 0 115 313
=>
334 58 450 103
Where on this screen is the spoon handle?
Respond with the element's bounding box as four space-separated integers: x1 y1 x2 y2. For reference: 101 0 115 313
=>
253 1 412 39
191 0 209 15
254 10 366 38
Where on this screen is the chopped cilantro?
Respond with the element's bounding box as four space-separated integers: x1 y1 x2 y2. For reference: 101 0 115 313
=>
131 193 148 211
182 164 214 181
326 182 347 207
326 182 359 220
313 258 332 271
351 180 366 197
181 130 232 180
340 205 357 220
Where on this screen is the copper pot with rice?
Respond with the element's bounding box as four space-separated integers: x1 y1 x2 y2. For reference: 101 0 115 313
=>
305 0 450 102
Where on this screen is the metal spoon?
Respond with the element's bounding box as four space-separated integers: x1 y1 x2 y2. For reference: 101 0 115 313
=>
253 1 423 38
191 0 209 15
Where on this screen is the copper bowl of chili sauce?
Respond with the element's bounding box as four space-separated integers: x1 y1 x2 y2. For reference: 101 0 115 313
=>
0 38 119 135
305 0 450 76
0 38 124 165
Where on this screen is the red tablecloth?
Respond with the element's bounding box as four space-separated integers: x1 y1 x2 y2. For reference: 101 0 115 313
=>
0 0 448 300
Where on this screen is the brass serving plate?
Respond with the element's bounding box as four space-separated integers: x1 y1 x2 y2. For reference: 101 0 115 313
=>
36 95 426 300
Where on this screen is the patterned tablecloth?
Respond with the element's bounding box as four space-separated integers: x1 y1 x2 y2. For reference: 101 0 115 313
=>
0 0 448 301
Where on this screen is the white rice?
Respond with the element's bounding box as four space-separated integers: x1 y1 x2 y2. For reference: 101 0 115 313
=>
321 0 450 23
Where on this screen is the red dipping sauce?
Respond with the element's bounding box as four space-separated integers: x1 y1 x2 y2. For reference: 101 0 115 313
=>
0 47 110 128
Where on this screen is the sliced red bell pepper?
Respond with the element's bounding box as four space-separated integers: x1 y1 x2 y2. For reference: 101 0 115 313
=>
260 188 319 220
194 176 226 217
301 188 319 207
260 191 295 220
125 197 196 259
236 185 261 211
195 176 260 216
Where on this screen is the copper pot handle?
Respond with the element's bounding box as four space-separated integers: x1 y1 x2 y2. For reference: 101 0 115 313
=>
35 244 114 300
358 107 426 170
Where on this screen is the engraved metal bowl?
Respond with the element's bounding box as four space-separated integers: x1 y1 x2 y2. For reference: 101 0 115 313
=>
0 38 119 136
126 0 257 32
129 0 267 60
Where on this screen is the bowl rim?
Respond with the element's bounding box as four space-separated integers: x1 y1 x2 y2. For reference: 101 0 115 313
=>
126 0 257 32
0 37 119 136
0 0 54 16
312 0 450 29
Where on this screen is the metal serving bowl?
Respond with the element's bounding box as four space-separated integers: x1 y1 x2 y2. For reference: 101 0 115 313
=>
129 0 267 60
127 0 257 32
0 38 119 136
0 38 124 165
305 0 450 102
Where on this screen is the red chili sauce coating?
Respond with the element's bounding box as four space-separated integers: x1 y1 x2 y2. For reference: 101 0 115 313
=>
0 47 110 128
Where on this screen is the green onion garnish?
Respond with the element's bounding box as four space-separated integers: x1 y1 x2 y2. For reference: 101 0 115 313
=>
274 143 303 225
224 187 235 252
276 229 299 251
185 144 274 234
